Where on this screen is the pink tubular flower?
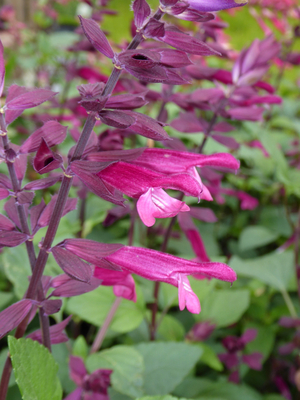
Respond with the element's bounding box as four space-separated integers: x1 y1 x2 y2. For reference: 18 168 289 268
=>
92 246 237 314
97 161 202 226
93 269 136 301
130 148 240 173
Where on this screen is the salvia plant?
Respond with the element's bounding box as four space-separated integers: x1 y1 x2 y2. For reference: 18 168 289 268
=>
0 0 299 399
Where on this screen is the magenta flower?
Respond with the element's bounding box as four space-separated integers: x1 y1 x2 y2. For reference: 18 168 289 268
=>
64 356 112 400
87 245 237 313
93 268 136 301
97 161 202 226
186 321 216 341
130 148 240 174
137 187 189 227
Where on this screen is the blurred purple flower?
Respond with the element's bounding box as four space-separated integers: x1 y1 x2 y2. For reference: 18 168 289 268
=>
186 321 216 341
219 329 262 383
64 356 112 400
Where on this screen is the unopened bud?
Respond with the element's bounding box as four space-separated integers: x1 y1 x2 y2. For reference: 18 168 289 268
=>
5 148 17 163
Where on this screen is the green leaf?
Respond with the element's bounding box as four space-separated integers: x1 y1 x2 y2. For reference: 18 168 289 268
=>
244 323 275 362
158 283 178 310
137 397 187 400
135 342 202 395
108 388 134 400
8 337 62 400
259 206 292 237
260 129 289 177
48 32 79 50
238 226 279 252
264 396 286 400
196 289 250 328
189 278 217 303
66 286 145 333
87 345 144 398
157 315 185 341
52 343 75 394
72 335 88 359
0 292 14 311
195 343 223 371
6 384 22 400
229 251 294 291
3 247 31 299
174 378 262 400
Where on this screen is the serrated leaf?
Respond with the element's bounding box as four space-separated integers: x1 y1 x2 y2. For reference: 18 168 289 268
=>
135 342 202 395
8 337 62 400
87 345 144 398
229 251 294 291
197 289 250 328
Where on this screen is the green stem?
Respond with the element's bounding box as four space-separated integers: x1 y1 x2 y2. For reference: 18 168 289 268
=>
281 289 297 318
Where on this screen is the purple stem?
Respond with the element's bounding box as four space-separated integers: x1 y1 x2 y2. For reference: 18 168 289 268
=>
77 196 86 238
0 115 51 350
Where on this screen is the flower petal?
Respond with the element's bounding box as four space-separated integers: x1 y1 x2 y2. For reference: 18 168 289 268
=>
0 300 33 339
19 121 67 154
52 247 92 283
137 188 189 227
5 89 57 110
79 16 114 59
